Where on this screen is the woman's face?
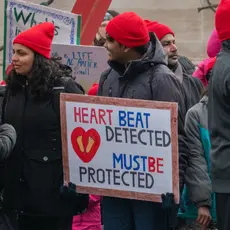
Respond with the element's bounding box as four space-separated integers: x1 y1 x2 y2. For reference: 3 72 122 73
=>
12 44 34 75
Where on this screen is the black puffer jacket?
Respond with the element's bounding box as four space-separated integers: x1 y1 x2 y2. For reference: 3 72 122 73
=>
98 33 189 190
208 40 230 193
2 76 87 217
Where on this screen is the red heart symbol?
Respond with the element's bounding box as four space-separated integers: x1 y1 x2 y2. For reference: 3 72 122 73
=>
71 127 101 163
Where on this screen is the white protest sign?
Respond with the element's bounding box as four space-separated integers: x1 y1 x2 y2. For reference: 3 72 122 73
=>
61 94 179 203
3 0 81 76
51 44 109 92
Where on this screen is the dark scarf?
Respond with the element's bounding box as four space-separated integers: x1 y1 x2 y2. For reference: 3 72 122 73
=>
169 62 183 83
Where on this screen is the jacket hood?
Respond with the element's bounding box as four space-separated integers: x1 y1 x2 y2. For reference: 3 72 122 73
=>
145 32 168 65
108 32 167 77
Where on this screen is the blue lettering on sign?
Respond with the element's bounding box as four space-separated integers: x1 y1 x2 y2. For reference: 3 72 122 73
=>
62 51 98 76
118 110 150 128
113 153 148 172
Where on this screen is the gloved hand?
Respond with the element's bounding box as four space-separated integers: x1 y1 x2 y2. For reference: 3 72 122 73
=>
60 182 89 215
161 193 179 228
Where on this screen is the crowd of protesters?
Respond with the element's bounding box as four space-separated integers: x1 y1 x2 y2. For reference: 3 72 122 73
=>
0 0 230 229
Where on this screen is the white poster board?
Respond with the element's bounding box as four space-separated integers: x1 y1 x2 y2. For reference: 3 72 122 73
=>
60 94 179 203
51 44 109 92
3 0 81 76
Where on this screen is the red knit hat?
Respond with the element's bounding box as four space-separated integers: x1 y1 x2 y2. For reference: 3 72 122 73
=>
144 20 175 40
215 0 230 42
106 12 149 48
13 22 55 59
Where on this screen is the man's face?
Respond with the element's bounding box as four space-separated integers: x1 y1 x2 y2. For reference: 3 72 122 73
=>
104 34 126 63
161 34 178 67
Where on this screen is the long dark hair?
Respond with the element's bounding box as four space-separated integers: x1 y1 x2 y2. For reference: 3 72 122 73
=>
6 53 73 98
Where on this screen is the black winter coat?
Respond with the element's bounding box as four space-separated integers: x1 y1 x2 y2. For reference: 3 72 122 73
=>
2 76 85 217
208 40 230 193
98 33 189 191
182 72 203 111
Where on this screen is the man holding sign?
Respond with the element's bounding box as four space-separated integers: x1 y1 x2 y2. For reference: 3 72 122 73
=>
97 12 189 230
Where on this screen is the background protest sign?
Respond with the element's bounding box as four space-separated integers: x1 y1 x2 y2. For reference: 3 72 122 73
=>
3 0 81 77
51 44 109 92
60 94 179 203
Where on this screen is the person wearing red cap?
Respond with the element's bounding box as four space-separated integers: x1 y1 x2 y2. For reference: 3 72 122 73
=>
97 11 189 230
208 1 230 229
1 22 88 230
144 20 195 74
145 20 203 111
93 10 119 47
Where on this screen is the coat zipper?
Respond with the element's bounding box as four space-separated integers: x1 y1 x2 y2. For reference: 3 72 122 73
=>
18 80 28 215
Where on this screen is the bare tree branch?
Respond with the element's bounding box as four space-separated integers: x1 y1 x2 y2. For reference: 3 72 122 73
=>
198 0 218 13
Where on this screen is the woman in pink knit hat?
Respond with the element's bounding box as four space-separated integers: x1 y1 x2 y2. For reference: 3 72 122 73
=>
193 28 221 86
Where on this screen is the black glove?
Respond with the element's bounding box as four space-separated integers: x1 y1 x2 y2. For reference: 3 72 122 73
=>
60 182 89 215
161 193 179 228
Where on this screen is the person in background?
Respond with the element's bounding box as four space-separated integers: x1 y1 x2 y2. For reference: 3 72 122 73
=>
145 20 203 110
208 1 230 229
144 20 196 75
93 10 119 47
193 28 221 87
1 22 88 230
0 122 17 229
178 57 217 230
98 11 189 230
0 123 17 182
72 195 102 230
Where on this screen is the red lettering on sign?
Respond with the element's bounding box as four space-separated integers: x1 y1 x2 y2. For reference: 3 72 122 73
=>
73 107 113 125
148 157 164 174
